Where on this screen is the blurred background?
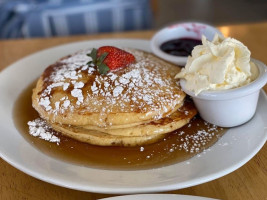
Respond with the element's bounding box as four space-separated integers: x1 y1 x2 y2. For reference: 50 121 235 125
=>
0 0 267 39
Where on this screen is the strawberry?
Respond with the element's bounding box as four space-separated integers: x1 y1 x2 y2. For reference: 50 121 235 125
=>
97 46 135 70
87 46 135 75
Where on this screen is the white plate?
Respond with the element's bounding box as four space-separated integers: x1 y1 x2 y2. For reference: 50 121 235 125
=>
101 194 217 200
0 39 266 194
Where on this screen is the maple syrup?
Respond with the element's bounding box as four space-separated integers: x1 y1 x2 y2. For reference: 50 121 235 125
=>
13 81 227 170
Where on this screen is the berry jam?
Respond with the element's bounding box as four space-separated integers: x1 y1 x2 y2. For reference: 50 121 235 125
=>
160 38 202 57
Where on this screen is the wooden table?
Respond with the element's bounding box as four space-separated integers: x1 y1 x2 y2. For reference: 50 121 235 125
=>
1 22 267 200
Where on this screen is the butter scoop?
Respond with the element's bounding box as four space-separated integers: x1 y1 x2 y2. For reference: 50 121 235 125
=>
175 34 259 95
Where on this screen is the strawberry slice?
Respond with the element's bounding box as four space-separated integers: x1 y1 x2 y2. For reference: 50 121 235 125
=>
97 46 135 71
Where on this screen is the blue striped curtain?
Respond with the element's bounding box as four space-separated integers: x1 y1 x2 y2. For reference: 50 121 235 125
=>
0 0 153 39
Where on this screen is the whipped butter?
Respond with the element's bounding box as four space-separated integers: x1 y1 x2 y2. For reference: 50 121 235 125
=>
175 34 259 95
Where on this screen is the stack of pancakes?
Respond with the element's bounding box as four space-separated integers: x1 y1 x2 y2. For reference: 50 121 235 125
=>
32 48 197 146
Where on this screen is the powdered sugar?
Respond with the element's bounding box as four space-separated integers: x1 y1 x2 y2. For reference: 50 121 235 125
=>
28 118 60 144
82 54 182 114
74 81 84 89
71 88 84 104
140 117 225 163
39 97 51 111
63 100 70 108
63 83 70 91
172 120 224 154
113 86 124 97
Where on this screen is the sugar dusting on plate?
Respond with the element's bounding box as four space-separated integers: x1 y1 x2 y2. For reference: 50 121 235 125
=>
27 118 60 144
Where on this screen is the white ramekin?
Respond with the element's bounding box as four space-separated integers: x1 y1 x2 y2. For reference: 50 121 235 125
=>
151 22 222 66
179 59 267 127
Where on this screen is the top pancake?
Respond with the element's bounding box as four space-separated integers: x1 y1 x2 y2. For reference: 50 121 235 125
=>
32 48 185 127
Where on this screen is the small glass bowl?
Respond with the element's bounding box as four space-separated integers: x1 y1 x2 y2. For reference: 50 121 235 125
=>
179 59 267 127
151 22 222 66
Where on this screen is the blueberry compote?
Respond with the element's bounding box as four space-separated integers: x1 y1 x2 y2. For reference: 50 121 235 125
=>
160 38 202 57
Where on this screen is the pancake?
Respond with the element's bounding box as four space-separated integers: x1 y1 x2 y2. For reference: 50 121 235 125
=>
82 100 197 137
81 101 183 130
32 49 185 127
50 123 166 147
